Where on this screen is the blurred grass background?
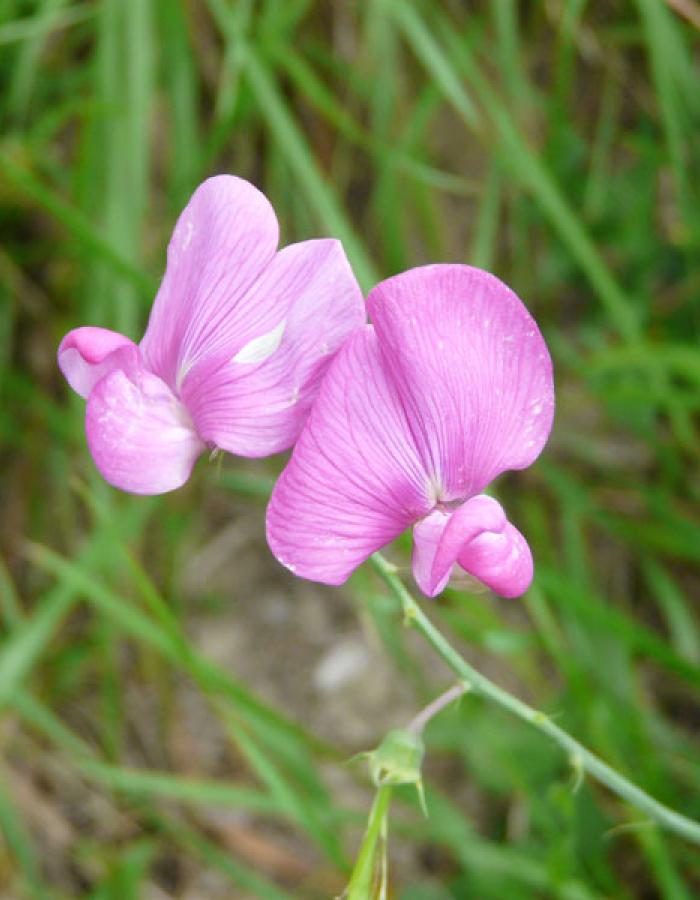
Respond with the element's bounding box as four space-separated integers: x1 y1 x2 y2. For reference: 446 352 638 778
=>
1 0 700 897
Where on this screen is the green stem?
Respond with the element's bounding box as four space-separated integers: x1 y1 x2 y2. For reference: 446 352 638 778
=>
370 552 700 848
346 785 392 899
407 682 467 735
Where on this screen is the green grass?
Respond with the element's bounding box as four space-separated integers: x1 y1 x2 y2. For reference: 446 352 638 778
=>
1 1 700 896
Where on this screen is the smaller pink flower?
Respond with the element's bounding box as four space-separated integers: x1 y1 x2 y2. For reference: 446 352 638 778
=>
266 265 554 598
58 176 365 494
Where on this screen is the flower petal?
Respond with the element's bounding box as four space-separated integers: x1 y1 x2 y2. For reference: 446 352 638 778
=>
412 509 453 597
266 327 432 585
367 265 554 501
412 495 533 598
457 520 532 598
58 327 137 399
86 366 204 494
182 239 365 456
140 175 280 390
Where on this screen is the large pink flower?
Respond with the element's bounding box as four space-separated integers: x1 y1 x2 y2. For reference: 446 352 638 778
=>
58 176 365 494
266 265 554 598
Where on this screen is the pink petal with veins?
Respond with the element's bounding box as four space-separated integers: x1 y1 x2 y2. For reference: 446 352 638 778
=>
268 264 552 595
412 495 533 598
58 327 137 398
183 239 365 456
86 365 204 495
266 326 432 585
140 175 280 391
59 175 365 495
368 265 554 500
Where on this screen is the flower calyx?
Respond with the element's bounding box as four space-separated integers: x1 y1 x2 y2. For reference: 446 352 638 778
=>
367 728 427 816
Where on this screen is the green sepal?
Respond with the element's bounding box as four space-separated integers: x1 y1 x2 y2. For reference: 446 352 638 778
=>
368 729 427 816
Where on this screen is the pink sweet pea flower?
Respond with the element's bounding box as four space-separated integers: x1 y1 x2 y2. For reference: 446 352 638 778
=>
266 265 554 598
58 176 365 494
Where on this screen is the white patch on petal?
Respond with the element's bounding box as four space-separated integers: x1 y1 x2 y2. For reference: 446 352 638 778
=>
232 320 286 365
175 359 194 392
426 475 442 507
183 220 194 249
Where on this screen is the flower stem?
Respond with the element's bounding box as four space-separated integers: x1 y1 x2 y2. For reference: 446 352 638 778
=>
407 683 467 735
346 784 392 899
370 552 700 848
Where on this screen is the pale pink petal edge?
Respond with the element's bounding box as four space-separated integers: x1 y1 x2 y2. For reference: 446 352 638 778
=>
413 495 533 598
58 327 137 399
86 367 204 495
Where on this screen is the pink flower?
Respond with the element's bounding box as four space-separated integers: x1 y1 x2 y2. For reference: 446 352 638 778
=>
58 176 365 494
266 265 554 598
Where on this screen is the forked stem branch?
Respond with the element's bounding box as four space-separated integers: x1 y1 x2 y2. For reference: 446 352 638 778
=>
370 552 700 848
